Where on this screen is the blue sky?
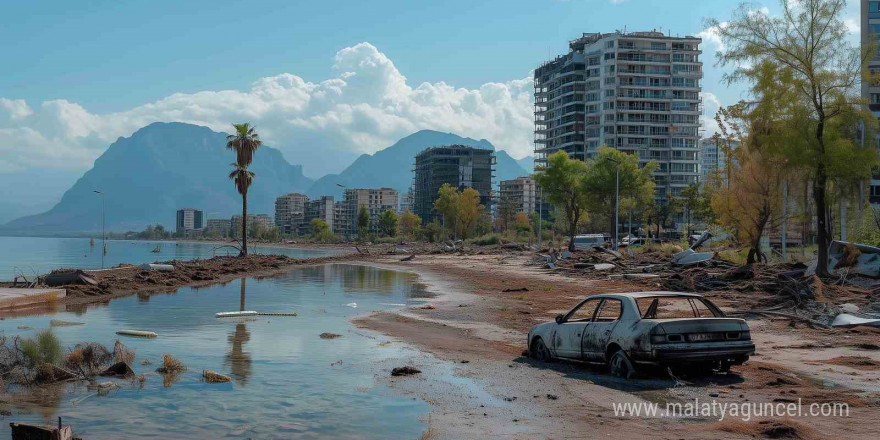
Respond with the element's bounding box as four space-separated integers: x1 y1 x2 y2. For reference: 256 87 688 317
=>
3 0 747 111
0 0 862 222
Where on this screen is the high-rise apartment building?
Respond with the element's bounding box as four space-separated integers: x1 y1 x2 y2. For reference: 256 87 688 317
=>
176 208 204 233
412 145 495 222
339 188 399 237
861 0 880 206
535 31 702 198
698 138 738 183
274 193 309 235
302 196 335 235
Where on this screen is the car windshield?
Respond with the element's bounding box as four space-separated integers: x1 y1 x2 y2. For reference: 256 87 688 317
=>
636 296 721 319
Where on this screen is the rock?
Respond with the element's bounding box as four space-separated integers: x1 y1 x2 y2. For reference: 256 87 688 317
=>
840 303 860 314
593 263 615 271
319 333 342 339
391 366 421 376
100 362 135 378
203 370 232 383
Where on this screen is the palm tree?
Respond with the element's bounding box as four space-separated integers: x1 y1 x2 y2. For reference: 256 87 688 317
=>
229 163 255 256
227 123 262 257
226 123 262 167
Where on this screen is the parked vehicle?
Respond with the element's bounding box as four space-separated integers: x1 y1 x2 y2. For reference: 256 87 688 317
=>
527 292 755 378
620 235 646 247
571 234 608 250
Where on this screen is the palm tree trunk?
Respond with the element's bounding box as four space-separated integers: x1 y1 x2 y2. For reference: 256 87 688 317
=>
241 191 248 257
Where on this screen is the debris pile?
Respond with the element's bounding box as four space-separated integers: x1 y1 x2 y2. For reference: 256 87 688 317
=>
533 244 879 327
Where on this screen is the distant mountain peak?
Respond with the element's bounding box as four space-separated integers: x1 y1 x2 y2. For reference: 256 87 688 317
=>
2 122 312 235
306 130 527 199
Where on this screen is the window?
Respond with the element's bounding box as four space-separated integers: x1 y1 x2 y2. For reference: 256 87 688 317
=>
637 296 721 319
595 300 622 322
568 298 601 322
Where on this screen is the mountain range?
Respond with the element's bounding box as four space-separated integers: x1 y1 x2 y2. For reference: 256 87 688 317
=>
307 130 528 200
2 124 529 235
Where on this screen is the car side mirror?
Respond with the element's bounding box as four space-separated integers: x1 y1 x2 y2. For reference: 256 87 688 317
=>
555 314 564 324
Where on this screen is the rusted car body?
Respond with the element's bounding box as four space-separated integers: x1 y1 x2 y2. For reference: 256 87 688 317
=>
527 292 755 377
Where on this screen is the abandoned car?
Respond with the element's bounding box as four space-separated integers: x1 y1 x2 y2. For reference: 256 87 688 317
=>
527 292 755 378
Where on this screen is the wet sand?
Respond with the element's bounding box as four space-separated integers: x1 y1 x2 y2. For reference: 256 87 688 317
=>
355 253 880 439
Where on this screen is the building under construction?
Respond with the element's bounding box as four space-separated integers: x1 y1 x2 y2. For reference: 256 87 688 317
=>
412 145 495 223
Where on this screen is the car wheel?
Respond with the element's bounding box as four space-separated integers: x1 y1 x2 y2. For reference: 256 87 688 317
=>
531 337 553 362
608 350 635 379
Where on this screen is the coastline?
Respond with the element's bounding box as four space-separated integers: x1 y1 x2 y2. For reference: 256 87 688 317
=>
2 247 878 438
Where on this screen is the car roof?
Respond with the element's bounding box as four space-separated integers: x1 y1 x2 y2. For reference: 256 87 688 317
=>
589 291 703 299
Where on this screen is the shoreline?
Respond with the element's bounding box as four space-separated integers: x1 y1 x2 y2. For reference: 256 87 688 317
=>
2 246 878 438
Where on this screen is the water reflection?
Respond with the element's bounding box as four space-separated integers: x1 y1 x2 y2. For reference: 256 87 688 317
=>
0 264 430 439
224 279 252 385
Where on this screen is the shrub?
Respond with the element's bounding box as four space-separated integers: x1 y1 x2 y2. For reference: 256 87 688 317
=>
470 233 500 246
20 330 62 368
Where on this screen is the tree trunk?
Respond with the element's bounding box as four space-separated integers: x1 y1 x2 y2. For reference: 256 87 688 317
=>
814 164 829 276
569 214 577 252
814 116 830 277
241 191 248 257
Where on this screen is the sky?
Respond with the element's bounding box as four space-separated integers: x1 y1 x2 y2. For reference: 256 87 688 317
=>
0 0 862 222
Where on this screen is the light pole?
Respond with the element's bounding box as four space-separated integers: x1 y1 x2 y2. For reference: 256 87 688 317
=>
93 190 105 269
603 157 620 251
537 186 543 250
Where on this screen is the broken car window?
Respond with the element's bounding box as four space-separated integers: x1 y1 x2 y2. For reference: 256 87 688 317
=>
594 299 622 322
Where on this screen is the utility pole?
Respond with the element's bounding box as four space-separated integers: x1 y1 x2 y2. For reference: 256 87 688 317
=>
781 182 787 262
603 157 620 250
537 187 543 250
93 190 105 269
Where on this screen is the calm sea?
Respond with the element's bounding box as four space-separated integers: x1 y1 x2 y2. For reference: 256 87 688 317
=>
0 263 433 439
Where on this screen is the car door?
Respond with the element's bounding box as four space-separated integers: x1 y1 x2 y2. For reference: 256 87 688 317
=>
553 298 601 359
581 299 623 361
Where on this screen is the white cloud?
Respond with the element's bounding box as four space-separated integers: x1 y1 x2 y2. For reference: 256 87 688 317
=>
700 92 722 136
0 42 535 175
0 99 33 121
844 17 860 34
697 21 728 54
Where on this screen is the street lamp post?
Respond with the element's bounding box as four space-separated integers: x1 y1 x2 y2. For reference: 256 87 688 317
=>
93 190 105 269
537 186 543 250
603 157 620 251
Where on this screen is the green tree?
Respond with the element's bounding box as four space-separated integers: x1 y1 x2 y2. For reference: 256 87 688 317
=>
357 205 370 239
226 123 262 256
399 209 422 239
434 183 460 237
710 0 879 276
310 218 334 242
681 183 701 236
423 220 443 243
378 209 399 237
533 151 590 251
582 146 657 244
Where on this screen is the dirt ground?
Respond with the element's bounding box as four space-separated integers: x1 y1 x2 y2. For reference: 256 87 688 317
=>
354 252 880 440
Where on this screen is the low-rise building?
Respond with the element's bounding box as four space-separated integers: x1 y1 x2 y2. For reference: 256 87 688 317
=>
204 218 230 237
231 214 273 237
